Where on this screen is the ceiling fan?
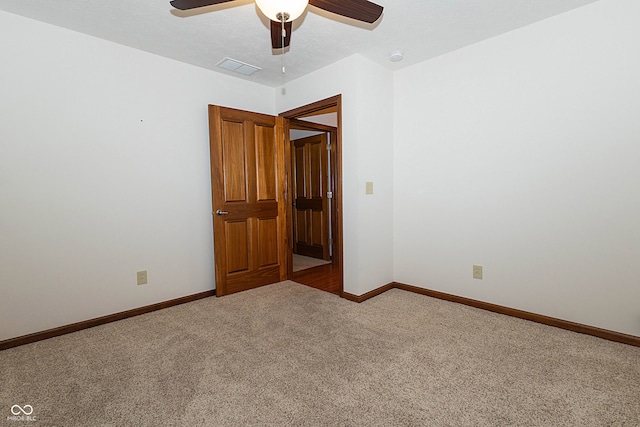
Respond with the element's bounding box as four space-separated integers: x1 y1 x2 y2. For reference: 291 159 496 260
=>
169 0 384 49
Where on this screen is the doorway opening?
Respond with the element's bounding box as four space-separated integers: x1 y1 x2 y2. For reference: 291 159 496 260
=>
280 95 343 296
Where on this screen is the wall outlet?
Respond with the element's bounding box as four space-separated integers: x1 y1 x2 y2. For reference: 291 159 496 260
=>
473 265 483 280
137 270 148 285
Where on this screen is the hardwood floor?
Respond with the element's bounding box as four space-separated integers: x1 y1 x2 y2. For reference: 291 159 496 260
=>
292 262 341 295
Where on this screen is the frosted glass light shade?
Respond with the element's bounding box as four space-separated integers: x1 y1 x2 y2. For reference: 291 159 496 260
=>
255 0 309 22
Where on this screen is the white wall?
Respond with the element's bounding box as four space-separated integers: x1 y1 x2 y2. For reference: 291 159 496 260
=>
0 11 275 340
4 0 637 341
393 0 640 336
277 55 394 295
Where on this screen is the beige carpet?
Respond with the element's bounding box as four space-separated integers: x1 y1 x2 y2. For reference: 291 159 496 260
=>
293 254 331 272
1 281 639 426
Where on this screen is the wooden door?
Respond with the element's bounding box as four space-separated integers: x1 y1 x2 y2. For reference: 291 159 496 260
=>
209 105 288 296
291 134 330 260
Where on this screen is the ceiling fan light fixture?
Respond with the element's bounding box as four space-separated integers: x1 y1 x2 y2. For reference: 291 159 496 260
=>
255 0 309 22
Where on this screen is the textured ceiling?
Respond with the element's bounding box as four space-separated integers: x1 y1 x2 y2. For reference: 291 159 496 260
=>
0 0 600 87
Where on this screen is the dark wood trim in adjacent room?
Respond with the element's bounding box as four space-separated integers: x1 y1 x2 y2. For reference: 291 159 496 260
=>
348 281 640 348
280 94 344 295
0 290 215 351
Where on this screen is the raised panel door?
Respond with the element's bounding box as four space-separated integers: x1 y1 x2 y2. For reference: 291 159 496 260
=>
209 105 287 296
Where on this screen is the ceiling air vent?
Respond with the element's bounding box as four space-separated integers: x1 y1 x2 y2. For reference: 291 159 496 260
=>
216 57 262 76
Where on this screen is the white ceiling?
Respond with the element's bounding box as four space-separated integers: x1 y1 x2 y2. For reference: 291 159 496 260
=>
0 0 600 87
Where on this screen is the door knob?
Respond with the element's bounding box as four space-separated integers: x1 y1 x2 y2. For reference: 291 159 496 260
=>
215 209 229 216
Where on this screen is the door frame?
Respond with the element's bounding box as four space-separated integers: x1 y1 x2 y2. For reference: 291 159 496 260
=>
290 131 332 261
280 95 343 294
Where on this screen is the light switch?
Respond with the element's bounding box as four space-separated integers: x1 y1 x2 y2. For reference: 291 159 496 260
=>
365 181 374 195
137 270 148 285
473 265 483 280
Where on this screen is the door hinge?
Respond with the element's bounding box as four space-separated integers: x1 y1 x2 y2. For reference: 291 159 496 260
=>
326 191 333 199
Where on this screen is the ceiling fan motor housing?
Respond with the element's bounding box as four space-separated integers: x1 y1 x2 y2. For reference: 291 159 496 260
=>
255 0 309 22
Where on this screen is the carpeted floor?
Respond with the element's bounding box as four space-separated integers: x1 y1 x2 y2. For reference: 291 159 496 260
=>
1 281 639 426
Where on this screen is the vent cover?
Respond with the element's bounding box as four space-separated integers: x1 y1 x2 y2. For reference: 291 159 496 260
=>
216 57 262 76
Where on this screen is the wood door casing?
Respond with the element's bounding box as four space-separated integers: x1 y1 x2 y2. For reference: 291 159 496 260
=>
291 134 330 260
209 105 288 296
280 96 343 295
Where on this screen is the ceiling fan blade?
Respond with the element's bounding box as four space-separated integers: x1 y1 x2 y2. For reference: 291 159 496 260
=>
170 0 235 11
270 20 292 49
309 0 383 24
